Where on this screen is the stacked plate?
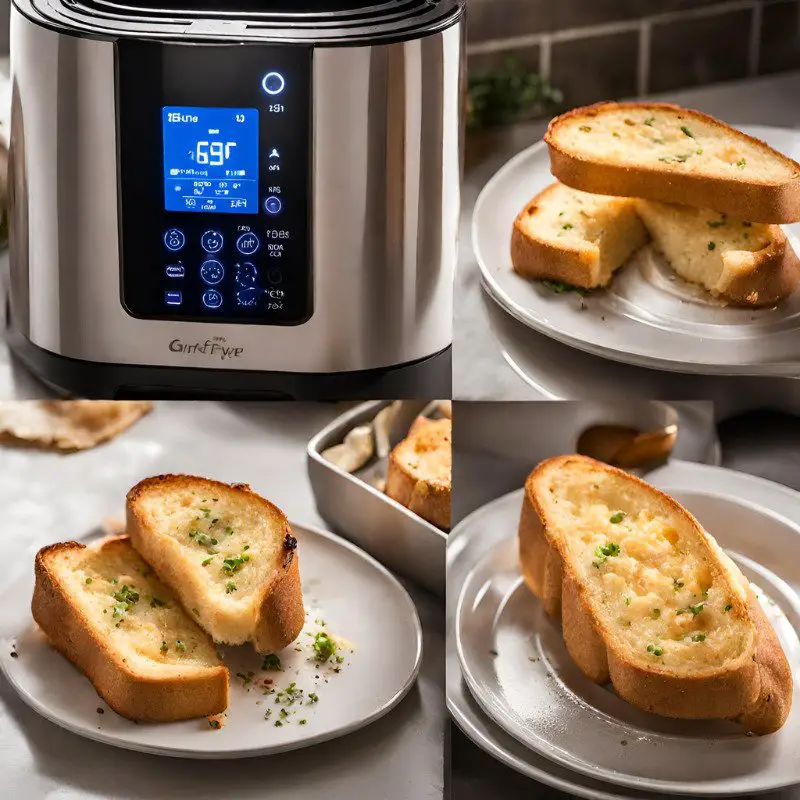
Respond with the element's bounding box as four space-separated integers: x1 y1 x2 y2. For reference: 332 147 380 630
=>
447 460 800 798
471 124 800 405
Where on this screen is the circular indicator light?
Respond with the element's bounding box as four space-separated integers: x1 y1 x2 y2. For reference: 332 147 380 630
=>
202 289 223 309
200 260 225 286
262 72 286 96
163 228 186 252
264 196 282 216
200 230 224 254
236 232 261 255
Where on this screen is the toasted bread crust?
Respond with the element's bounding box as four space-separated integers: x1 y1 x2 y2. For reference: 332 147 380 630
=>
546 102 800 223
511 185 601 289
385 418 451 530
126 475 304 654
518 455 792 734
716 225 800 306
32 537 229 722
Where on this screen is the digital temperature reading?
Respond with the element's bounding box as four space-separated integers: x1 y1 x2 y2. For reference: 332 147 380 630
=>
162 106 259 214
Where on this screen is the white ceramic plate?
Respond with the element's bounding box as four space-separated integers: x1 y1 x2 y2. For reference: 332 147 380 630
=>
480 288 800 415
473 125 800 376
449 461 800 796
0 522 422 758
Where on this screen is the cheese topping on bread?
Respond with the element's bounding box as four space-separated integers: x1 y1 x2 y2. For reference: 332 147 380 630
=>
511 182 648 289
553 107 796 184
634 201 798 305
134 486 281 600
399 417 451 485
127 475 305 653
65 540 220 675
538 464 751 673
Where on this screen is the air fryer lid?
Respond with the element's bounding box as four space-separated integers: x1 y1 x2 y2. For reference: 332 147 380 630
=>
26 0 464 42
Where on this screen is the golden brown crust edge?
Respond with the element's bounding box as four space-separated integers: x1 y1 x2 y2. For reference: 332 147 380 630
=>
546 102 800 224
717 226 800 307
126 474 305 653
253 546 305 654
510 187 601 289
518 455 793 733
31 538 229 722
385 452 451 531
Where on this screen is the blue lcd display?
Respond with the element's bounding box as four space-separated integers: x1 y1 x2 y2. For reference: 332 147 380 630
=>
162 106 259 214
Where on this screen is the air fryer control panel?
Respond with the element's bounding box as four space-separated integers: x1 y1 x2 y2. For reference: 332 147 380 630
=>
117 41 312 325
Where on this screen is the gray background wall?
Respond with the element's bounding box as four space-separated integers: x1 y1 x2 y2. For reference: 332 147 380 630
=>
468 0 800 109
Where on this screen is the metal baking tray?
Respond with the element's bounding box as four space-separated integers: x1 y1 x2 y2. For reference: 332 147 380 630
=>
307 400 447 597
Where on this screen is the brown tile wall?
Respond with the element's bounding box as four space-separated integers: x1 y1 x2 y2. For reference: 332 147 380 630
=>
467 0 800 112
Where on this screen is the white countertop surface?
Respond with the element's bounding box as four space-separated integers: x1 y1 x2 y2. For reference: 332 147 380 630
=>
0 402 444 800
454 70 800 401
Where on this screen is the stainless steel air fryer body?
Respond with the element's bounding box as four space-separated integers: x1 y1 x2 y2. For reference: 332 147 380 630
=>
6 0 464 397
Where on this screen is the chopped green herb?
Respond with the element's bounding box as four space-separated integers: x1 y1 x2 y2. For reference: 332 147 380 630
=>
579 125 592 132
708 242 716 251
593 542 621 567
646 644 664 656
160 641 168 654
262 654 282 671
299 719 307 725
692 633 707 642
644 117 655 126
308 693 319 704
150 597 168 608
609 511 626 524
202 557 214 567
612 132 621 138
279 708 289 718
542 280 587 296
236 672 252 687
624 597 631 606
673 579 684 591
264 708 272 720
192 608 200 616
209 719 221 729
85 578 93 585
624 118 636 126
707 215 727 229
561 223 573 231
274 720 283 727
696 148 704 155
312 632 337 662
226 581 237 594
189 530 218 547
701 589 709 599
111 578 119 584
175 640 186 652
651 609 661 620
111 585 140 619
677 603 704 617
222 553 250 575
736 158 746 168
680 125 694 138
724 603 733 612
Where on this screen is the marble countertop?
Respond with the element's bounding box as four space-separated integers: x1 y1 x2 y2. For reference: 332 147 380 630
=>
454 70 800 401
0 402 444 800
